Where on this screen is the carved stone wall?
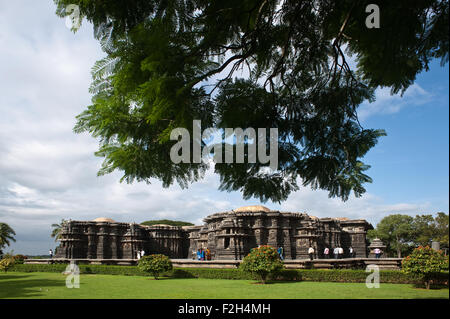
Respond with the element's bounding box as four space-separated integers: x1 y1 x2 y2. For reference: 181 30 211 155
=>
55 221 187 259
55 207 372 260
186 208 372 260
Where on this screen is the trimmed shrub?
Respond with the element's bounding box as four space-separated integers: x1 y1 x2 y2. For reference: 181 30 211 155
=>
138 254 173 279
402 246 449 289
239 246 284 284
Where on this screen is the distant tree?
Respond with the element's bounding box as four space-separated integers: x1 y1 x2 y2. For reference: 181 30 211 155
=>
53 0 448 203
0 223 16 257
434 212 449 249
51 219 68 242
402 246 449 289
371 214 415 258
412 214 438 247
140 219 194 227
411 213 449 248
371 213 450 256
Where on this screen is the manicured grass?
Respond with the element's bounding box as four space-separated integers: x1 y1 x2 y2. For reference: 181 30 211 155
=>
0 272 448 299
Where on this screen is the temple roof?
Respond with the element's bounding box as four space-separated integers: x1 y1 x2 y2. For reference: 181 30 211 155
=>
233 205 271 213
93 217 116 223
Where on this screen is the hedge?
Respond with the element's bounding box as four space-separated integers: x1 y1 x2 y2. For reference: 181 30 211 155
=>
8 264 449 285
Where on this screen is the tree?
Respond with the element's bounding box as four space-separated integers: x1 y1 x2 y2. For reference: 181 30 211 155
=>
412 213 449 248
412 214 438 247
239 245 284 284
370 214 415 258
51 219 68 242
53 0 449 203
402 246 449 289
140 220 194 227
434 212 449 249
0 223 16 257
138 254 173 279
0 253 16 273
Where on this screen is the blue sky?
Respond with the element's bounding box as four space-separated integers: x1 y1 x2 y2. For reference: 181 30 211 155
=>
0 2 448 255
361 60 449 209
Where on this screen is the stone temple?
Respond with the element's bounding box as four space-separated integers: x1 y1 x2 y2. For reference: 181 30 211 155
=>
55 206 373 260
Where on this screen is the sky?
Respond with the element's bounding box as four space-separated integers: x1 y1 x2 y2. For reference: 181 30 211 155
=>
0 2 448 255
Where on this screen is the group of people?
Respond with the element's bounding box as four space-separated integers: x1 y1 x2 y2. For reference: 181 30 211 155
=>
323 246 355 259
306 246 355 260
136 249 145 260
196 248 211 261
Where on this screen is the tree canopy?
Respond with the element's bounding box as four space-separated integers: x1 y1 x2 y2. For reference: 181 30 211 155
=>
0 223 16 256
54 0 449 202
368 212 449 257
51 219 68 242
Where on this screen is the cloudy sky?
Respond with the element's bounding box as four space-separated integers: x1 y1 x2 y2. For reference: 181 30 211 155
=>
0 2 448 255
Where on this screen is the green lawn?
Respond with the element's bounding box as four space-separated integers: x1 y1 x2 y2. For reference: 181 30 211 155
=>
0 272 448 299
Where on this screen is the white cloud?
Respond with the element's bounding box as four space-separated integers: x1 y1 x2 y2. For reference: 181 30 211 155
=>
358 84 432 120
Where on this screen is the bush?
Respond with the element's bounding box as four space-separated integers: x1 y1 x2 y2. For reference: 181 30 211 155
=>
0 254 16 272
239 246 284 284
402 246 449 289
138 254 173 279
13 254 27 264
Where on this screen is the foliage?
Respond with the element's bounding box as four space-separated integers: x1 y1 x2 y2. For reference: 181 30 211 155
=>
434 212 449 248
239 245 284 283
140 220 194 227
0 223 16 256
0 254 16 273
402 246 449 289
51 219 68 242
368 214 416 257
12 254 27 264
369 212 450 256
412 214 438 247
52 0 448 203
138 254 173 279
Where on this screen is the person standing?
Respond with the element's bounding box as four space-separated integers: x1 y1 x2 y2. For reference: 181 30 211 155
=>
200 248 205 261
137 250 141 260
333 247 339 259
374 248 381 258
308 246 315 260
196 249 201 261
141 249 145 258
323 247 329 259
49 249 53 259
206 248 211 260
339 246 344 259
349 246 354 258
277 247 284 260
